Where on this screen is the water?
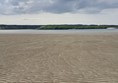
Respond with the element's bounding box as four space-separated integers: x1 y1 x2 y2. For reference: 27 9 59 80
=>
0 29 118 35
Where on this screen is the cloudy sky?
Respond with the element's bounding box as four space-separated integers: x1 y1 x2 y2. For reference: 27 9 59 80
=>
0 0 118 25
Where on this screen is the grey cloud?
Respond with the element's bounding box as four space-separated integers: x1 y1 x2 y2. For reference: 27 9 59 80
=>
0 0 118 15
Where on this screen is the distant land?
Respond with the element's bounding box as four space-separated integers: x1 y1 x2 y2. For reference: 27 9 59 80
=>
0 24 118 30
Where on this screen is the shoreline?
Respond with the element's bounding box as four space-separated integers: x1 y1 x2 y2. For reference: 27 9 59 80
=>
0 29 118 35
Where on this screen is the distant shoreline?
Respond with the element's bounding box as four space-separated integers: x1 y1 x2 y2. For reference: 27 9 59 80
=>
0 24 118 30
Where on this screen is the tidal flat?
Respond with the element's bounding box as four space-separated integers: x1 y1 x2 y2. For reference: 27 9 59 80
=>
0 32 118 83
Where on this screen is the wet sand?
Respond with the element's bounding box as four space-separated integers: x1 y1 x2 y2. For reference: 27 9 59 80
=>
0 33 118 83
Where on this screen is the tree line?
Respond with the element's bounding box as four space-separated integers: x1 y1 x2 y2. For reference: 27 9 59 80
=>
0 24 118 30
0 25 41 29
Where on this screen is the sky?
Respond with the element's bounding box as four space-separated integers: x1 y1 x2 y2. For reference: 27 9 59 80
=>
0 0 118 25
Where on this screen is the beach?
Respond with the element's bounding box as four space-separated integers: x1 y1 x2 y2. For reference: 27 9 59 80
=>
0 33 118 83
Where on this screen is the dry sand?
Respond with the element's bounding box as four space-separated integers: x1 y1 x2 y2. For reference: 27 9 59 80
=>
0 33 118 83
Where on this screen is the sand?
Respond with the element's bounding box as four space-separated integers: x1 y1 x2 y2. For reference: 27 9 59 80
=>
0 33 118 83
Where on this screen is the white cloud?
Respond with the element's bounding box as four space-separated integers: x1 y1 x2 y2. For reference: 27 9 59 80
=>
0 10 118 25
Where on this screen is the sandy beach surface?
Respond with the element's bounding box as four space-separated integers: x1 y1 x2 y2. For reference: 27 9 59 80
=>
0 33 118 83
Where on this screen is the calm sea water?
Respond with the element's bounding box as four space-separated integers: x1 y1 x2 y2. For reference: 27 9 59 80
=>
0 29 118 35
